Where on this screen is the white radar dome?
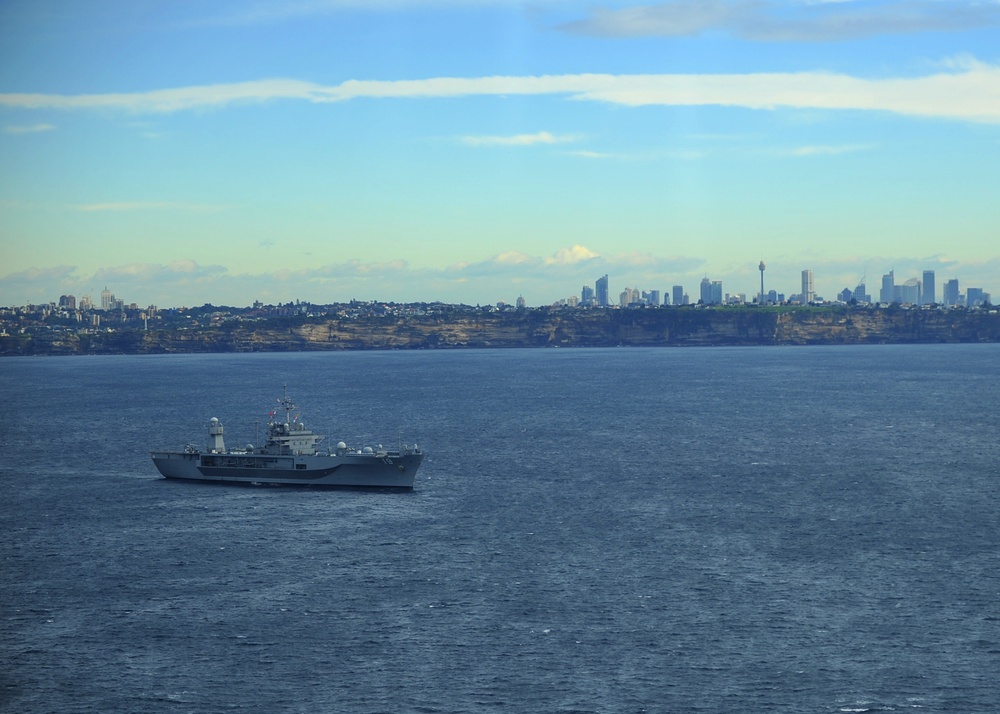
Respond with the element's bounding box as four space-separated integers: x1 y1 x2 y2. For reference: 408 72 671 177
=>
337 441 347 450
362 446 374 454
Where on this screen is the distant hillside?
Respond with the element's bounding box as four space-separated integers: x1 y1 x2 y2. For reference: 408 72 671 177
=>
3 306 999 356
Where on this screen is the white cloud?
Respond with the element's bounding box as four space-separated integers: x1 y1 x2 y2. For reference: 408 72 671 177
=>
449 245 699 282
493 250 535 265
461 130 579 147
4 61 999 124
1 79 323 114
544 245 601 265
4 123 55 134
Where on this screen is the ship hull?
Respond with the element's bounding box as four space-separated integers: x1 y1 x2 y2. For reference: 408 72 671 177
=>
150 450 421 488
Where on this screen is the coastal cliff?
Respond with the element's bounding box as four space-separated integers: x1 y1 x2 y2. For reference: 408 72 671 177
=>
4 306 999 355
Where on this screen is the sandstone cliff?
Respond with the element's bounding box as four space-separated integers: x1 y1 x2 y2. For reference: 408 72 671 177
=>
3 307 998 356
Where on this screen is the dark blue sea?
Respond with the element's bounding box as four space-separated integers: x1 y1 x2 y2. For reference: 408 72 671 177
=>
2 346 999 713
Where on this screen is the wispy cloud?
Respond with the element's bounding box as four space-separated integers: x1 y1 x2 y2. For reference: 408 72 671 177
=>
791 143 876 156
560 0 1000 42
6 249 996 307
1 79 322 114
92 260 228 283
194 0 583 26
4 60 999 123
4 123 55 134
567 150 618 159
460 130 580 147
73 201 231 212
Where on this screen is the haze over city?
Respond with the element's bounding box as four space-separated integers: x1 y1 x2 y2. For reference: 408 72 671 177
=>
2 0 999 308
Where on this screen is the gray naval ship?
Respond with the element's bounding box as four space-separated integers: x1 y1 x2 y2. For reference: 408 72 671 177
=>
151 389 423 488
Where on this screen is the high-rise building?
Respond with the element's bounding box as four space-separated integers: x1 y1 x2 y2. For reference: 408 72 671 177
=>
672 285 684 306
944 279 960 306
899 279 920 305
619 287 640 307
642 290 660 306
922 270 936 305
700 279 722 305
596 275 609 307
966 287 985 307
101 286 113 310
853 282 868 303
581 285 594 306
880 271 895 303
801 270 815 304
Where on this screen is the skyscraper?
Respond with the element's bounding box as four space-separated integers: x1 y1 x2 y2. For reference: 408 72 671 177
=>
711 281 723 305
581 285 594 306
801 270 815 304
596 275 609 307
672 285 684 306
944 278 960 306
899 279 920 305
880 271 895 303
701 279 722 305
922 270 936 305
700 277 712 305
619 287 639 306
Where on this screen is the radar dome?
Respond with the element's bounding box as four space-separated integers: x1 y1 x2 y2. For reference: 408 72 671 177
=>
362 446 374 454
210 417 219 423
337 441 347 450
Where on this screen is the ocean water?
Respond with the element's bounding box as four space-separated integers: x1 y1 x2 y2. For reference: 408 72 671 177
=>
1 345 998 714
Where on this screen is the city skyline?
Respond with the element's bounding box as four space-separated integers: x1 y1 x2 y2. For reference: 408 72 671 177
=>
2 1 999 307
9 254 992 309
16 262 992 312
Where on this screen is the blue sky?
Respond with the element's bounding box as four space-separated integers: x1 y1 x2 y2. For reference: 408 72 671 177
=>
2 0 998 307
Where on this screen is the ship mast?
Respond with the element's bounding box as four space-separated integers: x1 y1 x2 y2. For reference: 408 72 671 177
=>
280 383 297 425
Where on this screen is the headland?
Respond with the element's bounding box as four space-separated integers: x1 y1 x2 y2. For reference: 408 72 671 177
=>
3 303 999 355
